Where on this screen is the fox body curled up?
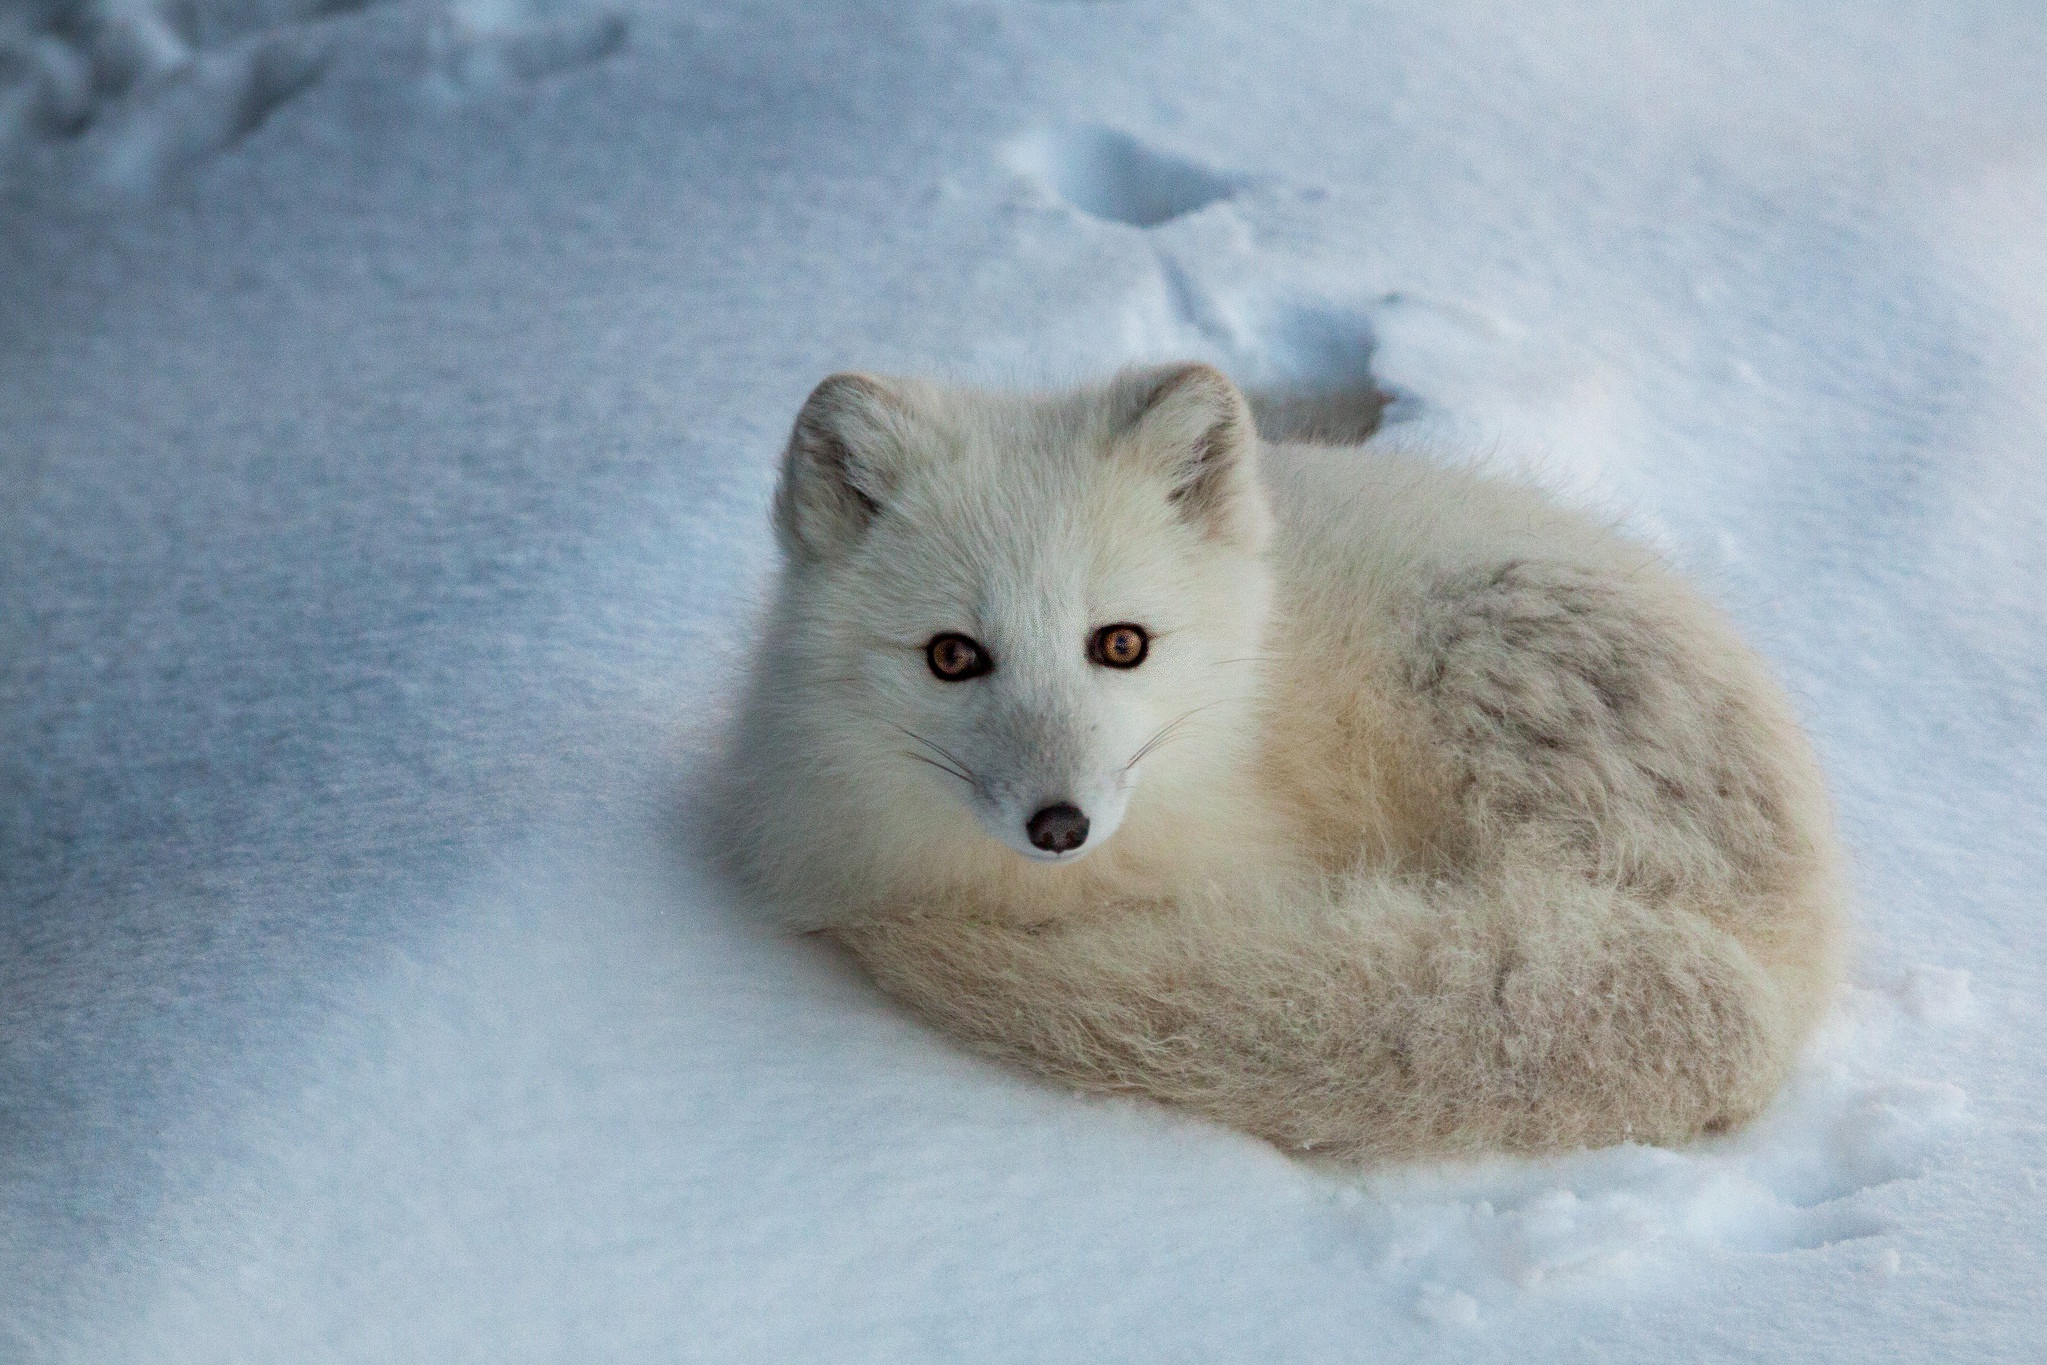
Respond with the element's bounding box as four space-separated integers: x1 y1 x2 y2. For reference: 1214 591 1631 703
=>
717 364 1846 1161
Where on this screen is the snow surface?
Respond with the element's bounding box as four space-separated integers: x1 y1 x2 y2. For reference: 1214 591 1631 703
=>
3 0 2044 1359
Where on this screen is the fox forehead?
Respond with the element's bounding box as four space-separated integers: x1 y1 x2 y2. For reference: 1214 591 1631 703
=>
849 449 1209 638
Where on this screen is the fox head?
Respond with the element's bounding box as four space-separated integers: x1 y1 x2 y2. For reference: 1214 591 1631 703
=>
752 364 1275 886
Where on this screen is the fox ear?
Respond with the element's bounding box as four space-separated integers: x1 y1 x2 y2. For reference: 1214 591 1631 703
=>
1112 363 1271 549
775 373 912 560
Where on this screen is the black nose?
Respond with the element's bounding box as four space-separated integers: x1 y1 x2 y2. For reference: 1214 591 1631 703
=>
1026 803 1090 854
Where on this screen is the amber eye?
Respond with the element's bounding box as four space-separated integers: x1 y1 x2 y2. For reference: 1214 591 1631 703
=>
1089 623 1150 670
926 632 991 681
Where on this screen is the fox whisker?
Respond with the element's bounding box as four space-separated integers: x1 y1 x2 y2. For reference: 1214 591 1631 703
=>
900 750 976 786
1125 699 1236 771
885 721 979 785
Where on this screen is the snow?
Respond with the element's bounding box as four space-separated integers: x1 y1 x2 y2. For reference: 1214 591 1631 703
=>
3 0 2043 1358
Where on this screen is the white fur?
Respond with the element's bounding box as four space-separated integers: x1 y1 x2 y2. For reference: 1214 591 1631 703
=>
716 365 1847 1162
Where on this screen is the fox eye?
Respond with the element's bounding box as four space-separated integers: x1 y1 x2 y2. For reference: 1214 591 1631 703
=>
1089 623 1150 670
926 632 991 681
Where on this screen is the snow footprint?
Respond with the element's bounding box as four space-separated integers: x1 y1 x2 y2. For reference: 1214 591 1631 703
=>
79 28 331 195
428 0 627 95
1158 269 1398 445
1000 130 1395 444
2 1 349 195
1155 272 1655 506
1005 125 1242 228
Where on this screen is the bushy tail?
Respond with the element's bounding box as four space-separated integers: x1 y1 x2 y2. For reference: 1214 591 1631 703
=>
834 867 1795 1161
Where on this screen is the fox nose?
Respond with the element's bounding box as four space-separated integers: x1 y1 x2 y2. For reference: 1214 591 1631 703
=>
1026 803 1090 855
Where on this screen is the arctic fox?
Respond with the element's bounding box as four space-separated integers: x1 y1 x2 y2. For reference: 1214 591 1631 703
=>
718 364 1846 1161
